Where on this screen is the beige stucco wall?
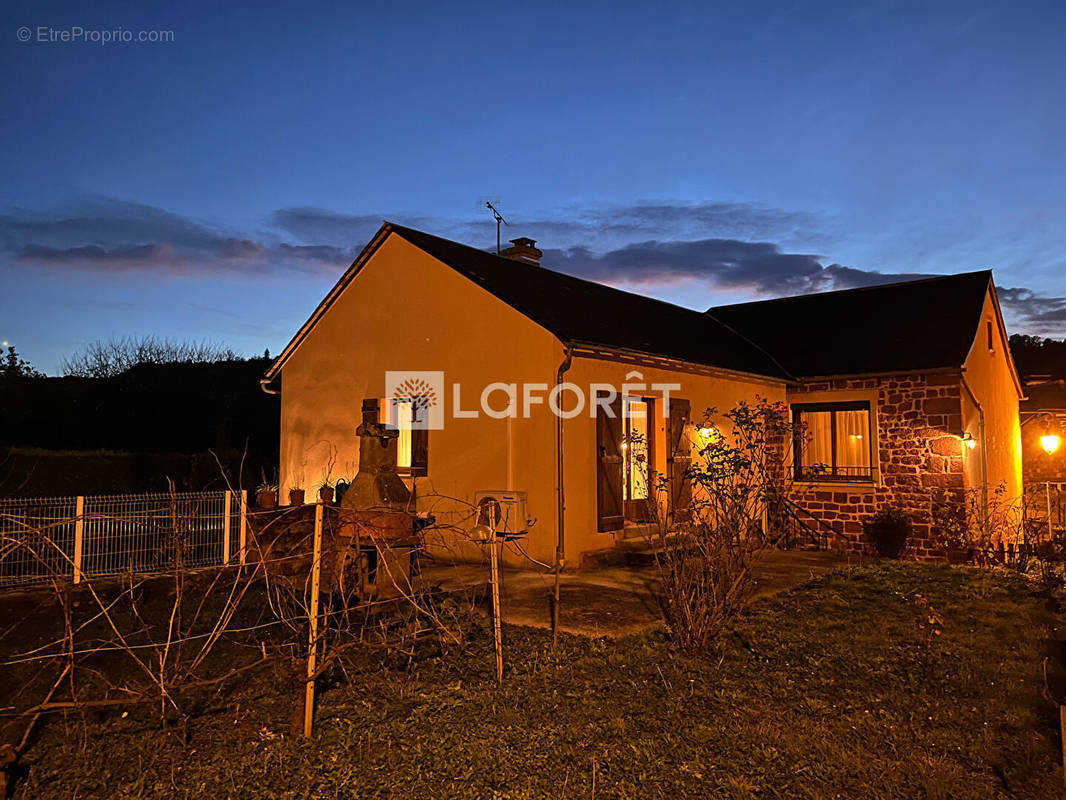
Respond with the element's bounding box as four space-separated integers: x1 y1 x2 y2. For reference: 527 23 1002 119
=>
961 289 1024 504
558 354 786 561
279 234 561 566
277 231 787 567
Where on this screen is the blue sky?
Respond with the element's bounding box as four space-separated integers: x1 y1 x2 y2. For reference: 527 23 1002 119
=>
2 0 1065 373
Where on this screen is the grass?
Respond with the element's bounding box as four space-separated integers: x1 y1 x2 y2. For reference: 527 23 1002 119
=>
10 561 1065 798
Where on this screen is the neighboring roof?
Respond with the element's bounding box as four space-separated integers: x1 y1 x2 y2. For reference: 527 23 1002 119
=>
707 271 995 378
264 223 792 383
1022 380 1066 412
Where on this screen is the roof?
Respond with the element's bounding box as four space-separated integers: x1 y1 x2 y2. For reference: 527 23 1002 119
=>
1022 380 1066 412
264 223 792 382
707 271 995 378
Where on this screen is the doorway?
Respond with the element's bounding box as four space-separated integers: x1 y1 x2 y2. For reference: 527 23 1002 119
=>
623 397 655 523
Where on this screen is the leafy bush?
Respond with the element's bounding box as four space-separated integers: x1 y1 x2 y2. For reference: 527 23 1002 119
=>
864 507 912 558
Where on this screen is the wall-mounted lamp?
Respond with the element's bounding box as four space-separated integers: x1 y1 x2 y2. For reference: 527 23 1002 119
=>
1042 434 1061 455
961 432 977 450
697 425 717 441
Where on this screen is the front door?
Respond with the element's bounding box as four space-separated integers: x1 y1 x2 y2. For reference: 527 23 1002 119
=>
623 397 655 523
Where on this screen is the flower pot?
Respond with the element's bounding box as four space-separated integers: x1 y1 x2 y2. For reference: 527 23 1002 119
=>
318 486 334 504
288 488 305 507
256 488 277 509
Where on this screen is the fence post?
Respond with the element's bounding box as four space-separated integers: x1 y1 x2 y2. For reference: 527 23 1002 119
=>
223 491 232 565
304 500 324 737
1049 482 1054 542
239 490 248 566
73 496 85 584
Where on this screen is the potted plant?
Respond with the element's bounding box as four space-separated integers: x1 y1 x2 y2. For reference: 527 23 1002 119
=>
318 482 334 504
864 507 912 559
288 487 305 506
256 483 278 509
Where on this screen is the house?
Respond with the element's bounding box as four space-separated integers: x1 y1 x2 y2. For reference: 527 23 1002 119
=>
262 224 1023 564
711 271 1024 556
1019 377 1066 484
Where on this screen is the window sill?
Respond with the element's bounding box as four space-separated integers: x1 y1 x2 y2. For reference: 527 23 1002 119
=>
793 480 880 493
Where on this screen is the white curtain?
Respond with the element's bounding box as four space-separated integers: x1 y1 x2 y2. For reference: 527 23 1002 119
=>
802 411 833 468
835 409 870 469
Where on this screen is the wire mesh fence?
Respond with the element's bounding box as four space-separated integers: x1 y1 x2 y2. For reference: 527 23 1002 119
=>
0 490 246 588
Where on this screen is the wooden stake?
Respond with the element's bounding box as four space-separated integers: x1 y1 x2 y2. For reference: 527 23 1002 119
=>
1060 704 1066 790
489 508 503 683
304 501 324 737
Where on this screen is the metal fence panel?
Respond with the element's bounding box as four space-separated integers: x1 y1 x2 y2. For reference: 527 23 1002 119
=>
0 491 242 588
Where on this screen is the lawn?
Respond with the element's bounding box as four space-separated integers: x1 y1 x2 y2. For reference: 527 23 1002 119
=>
10 562 1064 799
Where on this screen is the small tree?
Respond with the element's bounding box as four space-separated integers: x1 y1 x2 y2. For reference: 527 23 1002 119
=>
0 346 43 379
61 336 239 378
649 397 798 655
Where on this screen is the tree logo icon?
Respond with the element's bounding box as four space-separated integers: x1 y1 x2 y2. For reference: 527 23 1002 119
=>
384 371 445 429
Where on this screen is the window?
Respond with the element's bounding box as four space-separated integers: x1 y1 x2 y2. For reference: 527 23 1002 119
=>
792 401 873 482
367 397 428 476
387 399 415 471
987 320 994 352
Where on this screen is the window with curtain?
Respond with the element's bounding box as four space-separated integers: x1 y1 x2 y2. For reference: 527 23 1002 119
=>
381 398 428 476
792 402 873 482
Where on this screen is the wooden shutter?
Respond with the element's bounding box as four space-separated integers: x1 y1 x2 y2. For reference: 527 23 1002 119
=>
667 398 692 520
410 428 428 477
596 393 624 532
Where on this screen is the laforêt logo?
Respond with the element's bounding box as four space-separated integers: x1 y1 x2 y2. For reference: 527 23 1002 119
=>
385 371 445 429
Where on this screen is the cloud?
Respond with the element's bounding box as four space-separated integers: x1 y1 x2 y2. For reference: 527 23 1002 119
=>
16 242 185 269
1 197 350 277
3 196 1064 337
998 286 1066 335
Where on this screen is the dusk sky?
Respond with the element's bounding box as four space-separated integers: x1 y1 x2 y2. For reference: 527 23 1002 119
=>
3 0 1065 374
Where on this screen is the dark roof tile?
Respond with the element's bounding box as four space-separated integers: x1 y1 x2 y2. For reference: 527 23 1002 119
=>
707 271 992 377
389 224 791 380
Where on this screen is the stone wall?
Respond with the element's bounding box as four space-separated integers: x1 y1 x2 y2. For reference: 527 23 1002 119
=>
789 372 968 559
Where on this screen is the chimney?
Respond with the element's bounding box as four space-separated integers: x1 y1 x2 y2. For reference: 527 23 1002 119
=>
500 236 542 265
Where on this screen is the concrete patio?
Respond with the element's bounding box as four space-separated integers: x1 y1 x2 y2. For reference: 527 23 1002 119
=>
423 548 854 638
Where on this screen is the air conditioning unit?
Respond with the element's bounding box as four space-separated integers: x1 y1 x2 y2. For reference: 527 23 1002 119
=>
473 490 531 539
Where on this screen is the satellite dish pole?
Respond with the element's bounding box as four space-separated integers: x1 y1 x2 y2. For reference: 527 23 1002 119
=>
486 201 508 254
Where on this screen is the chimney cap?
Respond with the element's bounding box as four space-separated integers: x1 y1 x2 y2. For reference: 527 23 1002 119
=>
500 236 543 265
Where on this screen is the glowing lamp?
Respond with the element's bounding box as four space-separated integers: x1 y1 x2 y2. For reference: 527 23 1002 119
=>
1042 434 1061 455
961 432 976 450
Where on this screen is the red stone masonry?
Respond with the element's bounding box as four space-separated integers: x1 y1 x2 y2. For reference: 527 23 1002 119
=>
789 372 967 559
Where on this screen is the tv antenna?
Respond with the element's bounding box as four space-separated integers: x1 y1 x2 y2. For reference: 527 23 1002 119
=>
486 201 508 254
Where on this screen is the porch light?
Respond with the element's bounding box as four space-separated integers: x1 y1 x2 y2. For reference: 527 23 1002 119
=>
961 432 976 450
697 425 716 441
1042 434 1061 455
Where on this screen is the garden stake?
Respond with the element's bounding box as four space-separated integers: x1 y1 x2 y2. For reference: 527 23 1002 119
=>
489 506 504 683
304 500 324 737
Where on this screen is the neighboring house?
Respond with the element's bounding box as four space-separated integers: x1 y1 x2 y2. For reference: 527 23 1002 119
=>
711 271 1023 557
1020 377 1066 484
263 224 1023 564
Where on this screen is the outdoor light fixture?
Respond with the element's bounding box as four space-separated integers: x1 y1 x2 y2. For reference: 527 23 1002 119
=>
697 425 717 441
1042 434 1061 455
961 432 976 450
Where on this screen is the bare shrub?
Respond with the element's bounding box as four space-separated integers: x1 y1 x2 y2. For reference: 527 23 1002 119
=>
61 335 239 378
648 398 798 655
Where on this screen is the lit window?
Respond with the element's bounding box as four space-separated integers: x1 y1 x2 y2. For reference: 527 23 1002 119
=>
382 398 414 472
793 402 873 482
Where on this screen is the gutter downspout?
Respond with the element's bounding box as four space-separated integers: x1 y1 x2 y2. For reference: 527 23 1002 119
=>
960 373 989 529
553 345 573 647
260 377 280 396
